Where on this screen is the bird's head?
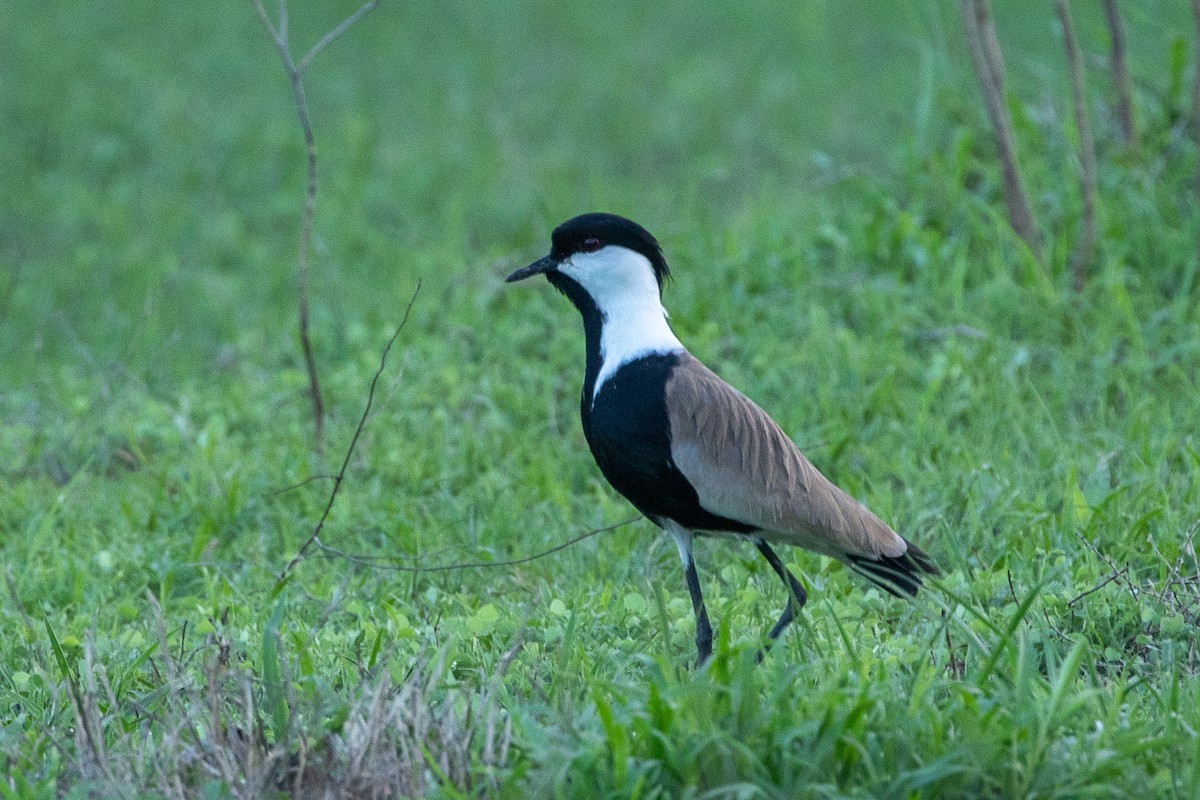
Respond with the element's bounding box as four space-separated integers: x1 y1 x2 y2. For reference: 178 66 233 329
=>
507 213 671 311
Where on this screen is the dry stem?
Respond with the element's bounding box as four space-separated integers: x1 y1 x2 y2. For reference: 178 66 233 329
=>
1056 0 1097 292
1101 0 1136 146
958 0 1042 260
276 281 421 589
316 516 639 573
1193 0 1200 278
252 0 381 454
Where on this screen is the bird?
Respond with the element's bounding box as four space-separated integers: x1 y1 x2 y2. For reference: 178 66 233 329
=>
507 212 938 663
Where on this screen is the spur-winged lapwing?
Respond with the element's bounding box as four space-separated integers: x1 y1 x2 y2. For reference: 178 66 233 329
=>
507 212 938 663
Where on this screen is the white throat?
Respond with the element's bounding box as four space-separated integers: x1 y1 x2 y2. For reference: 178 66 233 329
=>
557 245 684 402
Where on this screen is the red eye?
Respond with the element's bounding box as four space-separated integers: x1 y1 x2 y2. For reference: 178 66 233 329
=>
581 237 602 253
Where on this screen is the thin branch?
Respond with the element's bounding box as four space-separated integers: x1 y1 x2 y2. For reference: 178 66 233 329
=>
1193 0 1200 131
1100 0 1136 146
1075 533 1141 602
315 517 640 573
1006 567 1022 610
1193 0 1200 279
276 281 421 589
263 474 338 497
253 0 323 452
1057 0 1098 292
298 1 380 74
253 1 292 72
943 615 964 679
958 0 1042 260
1067 567 1127 607
252 0 379 453
292 63 322 452
0 247 25 324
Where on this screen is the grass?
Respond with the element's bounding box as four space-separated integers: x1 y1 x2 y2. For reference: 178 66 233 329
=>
2 0 1200 797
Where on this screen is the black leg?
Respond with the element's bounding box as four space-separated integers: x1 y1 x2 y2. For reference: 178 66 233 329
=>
683 551 713 665
754 539 807 660
668 526 713 666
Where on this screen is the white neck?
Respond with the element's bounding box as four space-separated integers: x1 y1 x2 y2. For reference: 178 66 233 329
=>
593 287 683 399
557 245 685 402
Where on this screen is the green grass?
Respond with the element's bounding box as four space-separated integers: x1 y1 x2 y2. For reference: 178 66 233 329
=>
2 0 1200 797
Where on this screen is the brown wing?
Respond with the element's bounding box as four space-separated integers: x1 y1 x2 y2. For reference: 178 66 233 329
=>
665 353 910 563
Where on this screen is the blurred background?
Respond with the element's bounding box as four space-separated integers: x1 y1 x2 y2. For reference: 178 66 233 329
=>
1 0 1192 392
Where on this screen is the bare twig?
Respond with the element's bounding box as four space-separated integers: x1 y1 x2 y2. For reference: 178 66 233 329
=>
1075 533 1141 601
316 516 640 573
0 247 25 324
276 281 420 589
1056 0 1098 292
1194 0 1200 131
1100 0 1135 146
276 0 287 45
1006 568 1022 610
958 0 1042 260
1147 535 1182 605
914 324 988 341
943 615 965 679
1148 526 1200 624
1193 0 1200 280
1067 567 1127 607
252 0 381 454
297 1 380 74
263 473 338 497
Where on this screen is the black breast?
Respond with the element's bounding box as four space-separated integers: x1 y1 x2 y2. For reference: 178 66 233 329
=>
582 353 755 533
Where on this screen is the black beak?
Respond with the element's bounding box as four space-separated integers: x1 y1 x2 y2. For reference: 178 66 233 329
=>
506 254 558 283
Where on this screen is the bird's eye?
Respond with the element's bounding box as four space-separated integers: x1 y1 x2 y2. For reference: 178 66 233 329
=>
581 237 603 253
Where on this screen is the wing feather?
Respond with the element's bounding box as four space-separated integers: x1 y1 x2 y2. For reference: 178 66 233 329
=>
665 354 912 564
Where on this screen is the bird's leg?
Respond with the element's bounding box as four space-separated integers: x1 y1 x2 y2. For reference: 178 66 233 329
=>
683 551 714 665
668 527 713 665
754 538 807 660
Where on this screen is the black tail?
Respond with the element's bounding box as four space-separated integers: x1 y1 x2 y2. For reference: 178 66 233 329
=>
848 540 940 598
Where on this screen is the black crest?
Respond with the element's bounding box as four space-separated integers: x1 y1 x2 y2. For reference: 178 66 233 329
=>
551 213 671 289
